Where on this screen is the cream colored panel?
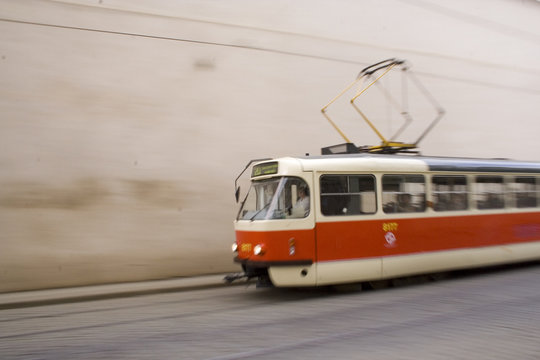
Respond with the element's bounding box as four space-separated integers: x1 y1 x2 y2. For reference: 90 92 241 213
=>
268 265 317 287
316 258 382 286
382 242 540 279
235 217 315 232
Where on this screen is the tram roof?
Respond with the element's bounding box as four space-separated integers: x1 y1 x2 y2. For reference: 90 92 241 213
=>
290 153 540 174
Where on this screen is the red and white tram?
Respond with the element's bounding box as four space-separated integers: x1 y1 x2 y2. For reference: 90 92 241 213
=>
230 153 540 287
228 59 540 287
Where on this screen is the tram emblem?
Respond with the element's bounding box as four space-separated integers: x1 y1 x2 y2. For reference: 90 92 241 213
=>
384 231 397 248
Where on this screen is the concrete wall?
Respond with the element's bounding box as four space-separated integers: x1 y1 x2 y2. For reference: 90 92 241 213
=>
1 0 539 291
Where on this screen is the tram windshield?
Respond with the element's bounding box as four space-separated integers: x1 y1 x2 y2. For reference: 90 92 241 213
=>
237 177 310 220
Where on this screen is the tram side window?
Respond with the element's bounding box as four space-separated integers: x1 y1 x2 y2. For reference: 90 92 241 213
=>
320 175 376 216
432 175 468 211
382 174 425 213
508 176 538 208
474 176 504 209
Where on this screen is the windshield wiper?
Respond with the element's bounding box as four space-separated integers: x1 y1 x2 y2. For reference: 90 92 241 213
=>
249 201 272 221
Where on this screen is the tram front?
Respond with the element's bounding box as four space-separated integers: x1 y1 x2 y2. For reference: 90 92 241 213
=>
230 158 316 287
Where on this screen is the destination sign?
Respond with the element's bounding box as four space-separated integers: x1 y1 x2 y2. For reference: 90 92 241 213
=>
252 162 278 177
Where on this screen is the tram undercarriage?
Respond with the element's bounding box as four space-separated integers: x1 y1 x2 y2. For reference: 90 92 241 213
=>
224 262 273 288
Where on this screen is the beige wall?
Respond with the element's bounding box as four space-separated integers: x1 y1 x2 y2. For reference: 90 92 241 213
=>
1 0 539 291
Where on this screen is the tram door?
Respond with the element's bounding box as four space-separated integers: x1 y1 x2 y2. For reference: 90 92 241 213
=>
315 173 382 285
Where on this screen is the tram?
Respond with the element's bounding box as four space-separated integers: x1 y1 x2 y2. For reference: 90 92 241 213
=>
229 153 540 287
226 59 540 287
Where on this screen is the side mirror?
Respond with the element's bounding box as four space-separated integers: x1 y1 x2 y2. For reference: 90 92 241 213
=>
234 158 272 203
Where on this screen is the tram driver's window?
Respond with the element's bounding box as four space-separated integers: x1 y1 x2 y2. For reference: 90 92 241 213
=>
320 175 376 216
382 174 425 213
432 175 468 211
474 176 504 209
509 176 538 208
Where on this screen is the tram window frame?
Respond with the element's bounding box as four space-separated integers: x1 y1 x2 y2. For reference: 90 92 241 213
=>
237 176 310 220
432 175 468 212
508 176 538 208
474 175 505 210
382 174 426 214
320 174 376 216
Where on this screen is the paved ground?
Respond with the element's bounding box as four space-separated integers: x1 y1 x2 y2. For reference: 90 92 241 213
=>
1 263 539 359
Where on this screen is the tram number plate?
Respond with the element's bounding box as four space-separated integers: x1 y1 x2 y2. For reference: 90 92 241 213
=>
382 222 398 232
240 243 252 253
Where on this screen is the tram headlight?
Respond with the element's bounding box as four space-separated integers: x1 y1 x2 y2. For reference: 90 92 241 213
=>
231 242 238 253
253 244 266 256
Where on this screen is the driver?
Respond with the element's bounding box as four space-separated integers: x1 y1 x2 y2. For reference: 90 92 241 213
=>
289 185 310 218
